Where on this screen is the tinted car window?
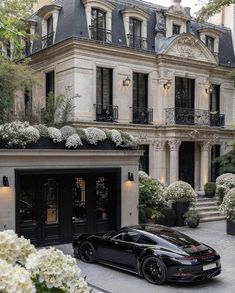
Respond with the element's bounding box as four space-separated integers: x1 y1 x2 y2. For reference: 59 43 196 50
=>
136 235 157 245
112 232 126 240
123 231 140 242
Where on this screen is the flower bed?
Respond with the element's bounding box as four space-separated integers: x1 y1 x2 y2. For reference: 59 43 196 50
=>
0 230 89 293
0 121 136 150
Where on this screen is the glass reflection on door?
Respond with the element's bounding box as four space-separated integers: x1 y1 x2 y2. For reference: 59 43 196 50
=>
96 177 109 220
72 177 87 223
44 178 59 224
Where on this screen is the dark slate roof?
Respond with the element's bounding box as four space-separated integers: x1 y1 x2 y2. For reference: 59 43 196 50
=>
31 0 235 67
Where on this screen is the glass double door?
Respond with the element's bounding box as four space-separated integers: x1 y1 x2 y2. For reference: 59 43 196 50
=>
17 171 119 246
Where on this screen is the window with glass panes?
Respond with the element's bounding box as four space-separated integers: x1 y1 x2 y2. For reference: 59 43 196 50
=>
206 35 215 53
129 18 142 48
91 8 106 41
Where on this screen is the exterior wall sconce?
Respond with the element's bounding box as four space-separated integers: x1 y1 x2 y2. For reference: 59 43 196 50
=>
123 76 131 87
205 84 213 94
128 172 134 182
2 176 9 187
163 80 172 89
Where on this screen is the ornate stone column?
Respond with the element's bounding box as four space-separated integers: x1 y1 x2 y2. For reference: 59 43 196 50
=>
200 141 211 190
168 139 181 183
153 141 166 182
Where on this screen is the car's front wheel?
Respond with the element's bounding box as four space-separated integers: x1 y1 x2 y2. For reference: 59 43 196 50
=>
142 257 167 285
79 241 96 263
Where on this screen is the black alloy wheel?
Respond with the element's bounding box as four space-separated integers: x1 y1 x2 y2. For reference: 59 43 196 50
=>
142 257 167 285
79 241 96 263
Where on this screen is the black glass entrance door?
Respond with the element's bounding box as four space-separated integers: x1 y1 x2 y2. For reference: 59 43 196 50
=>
175 77 195 125
16 169 121 246
179 142 195 188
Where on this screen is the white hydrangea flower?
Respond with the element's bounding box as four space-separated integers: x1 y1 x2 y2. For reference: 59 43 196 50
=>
165 181 197 203
48 127 62 143
221 187 235 220
66 134 83 148
60 126 76 140
34 124 49 137
84 127 106 145
138 171 149 180
23 126 40 143
0 259 36 293
111 129 123 146
216 173 235 186
26 247 89 293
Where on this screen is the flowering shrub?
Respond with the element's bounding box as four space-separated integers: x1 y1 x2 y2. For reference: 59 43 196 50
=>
48 127 62 143
34 124 49 137
26 248 89 293
215 173 235 202
0 259 36 293
216 173 235 186
0 230 36 265
0 230 89 293
165 181 197 203
66 134 83 149
60 126 76 140
120 131 135 146
111 129 123 146
221 187 235 221
84 127 106 145
138 171 149 180
0 121 40 147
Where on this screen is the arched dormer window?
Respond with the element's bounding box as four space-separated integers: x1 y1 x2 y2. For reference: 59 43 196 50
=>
82 0 114 43
198 28 222 58
36 4 61 49
121 8 149 49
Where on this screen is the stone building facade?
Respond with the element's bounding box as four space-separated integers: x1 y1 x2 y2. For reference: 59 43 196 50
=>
25 0 235 191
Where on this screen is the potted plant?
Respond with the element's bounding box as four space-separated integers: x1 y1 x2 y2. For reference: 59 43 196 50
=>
204 182 216 198
156 206 176 227
184 210 200 228
221 187 235 235
165 181 197 226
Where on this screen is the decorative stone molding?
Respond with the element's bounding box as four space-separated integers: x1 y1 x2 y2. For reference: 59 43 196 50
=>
153 140 165 151
168 139 181 151
200 141 211 152
188 130 200 139
155 12 166 33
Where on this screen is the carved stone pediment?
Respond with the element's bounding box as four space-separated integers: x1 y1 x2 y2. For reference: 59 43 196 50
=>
164 34 217 64
166 0 191 20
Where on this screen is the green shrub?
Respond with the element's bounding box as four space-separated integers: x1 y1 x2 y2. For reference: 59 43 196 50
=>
184 210 200 228
216 186 226 205
204 182 216 196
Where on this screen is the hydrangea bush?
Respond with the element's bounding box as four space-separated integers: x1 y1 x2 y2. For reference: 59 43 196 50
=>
84 127 106 145
48 127 63 143
215 173 235 204
165 181 197 203
66 134 83 149
60 126 76 140
0 230 89 293
221 187 235 221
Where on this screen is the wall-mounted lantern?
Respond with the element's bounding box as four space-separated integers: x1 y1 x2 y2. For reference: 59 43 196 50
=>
163 80 172 90
123 76 131 87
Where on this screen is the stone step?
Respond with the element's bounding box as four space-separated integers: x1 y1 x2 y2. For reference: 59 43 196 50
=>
200 215 226 223
197 197 217 202
195 201 218 207
199 210 222 217
193 206 220 212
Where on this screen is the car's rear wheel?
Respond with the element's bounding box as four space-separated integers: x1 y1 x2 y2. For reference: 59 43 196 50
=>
79 241 96 263
142 257 167 285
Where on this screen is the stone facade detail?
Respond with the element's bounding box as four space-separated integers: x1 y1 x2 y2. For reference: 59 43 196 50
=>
168 139 181 151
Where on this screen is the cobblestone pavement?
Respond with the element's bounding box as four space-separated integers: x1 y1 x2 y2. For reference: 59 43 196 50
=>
56 220 235 293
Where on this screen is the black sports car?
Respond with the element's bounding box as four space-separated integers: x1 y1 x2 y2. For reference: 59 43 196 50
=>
73 225 221 284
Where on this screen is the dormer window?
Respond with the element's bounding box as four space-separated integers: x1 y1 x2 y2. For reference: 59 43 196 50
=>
129 18 142 48
206 35 215 53
42 16 54 48
172 24 180 35
90 8 108 42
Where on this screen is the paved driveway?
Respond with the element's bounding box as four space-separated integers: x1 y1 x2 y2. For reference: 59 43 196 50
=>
56 220 235 293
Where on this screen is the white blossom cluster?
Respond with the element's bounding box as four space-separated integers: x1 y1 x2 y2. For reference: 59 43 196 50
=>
60 126 76 139
66 134 83 148
138 171 149 180
216 173 235 195
0 259 36 293
165 181 197 203
0 230 36 265
0 121 40 147
26 247 89 293
84 127 106 145
221 187 235 220
48 127 63 143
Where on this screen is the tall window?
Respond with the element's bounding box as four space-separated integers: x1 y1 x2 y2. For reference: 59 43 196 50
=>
42 16 54 48
211 145 220 182
210 84 220 112
96 67 113 106
172 24 180 35
91 8 106 41
129 18 142 48
133 73 148 109
175 77 195 109
46 71 55 97
24 89 32 114
139 145 149 174
206 35 215 53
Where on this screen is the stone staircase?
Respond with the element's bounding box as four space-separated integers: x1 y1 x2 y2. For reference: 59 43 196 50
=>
193 197 226 223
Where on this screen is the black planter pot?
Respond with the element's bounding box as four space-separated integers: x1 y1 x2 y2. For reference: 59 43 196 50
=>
205 191 215 198
26 138 65 149
187 220 199 228
172 201 190 226
227 219 235 235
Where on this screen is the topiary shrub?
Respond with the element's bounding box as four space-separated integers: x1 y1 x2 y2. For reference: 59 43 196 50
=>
184 210 200 228
165 181 197 203
221 187 235 221
204 182 216 198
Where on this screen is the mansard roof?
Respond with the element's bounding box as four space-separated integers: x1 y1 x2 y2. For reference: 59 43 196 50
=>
31 0 235 68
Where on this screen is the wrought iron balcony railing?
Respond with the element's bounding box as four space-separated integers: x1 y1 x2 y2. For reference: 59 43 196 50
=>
95 104 118 122
132 107 153 124
42 32 54 48
89 26 112 43
127 34 147 49
165 108 225 127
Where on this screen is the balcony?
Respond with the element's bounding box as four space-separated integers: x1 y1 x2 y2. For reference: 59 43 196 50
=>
89 26 112 43
127 34 147 49
132 107 153 124
42 32 54 49
165 108 225 127
95 104 118 122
